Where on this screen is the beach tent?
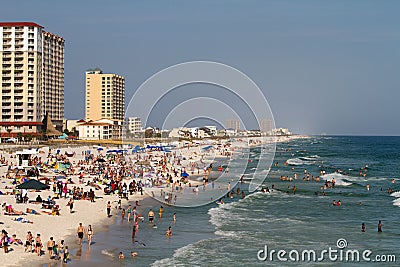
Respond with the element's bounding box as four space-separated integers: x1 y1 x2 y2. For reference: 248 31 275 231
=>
16 179 50 190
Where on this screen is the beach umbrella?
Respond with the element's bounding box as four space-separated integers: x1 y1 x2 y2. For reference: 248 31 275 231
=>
16 179 50 190
181 172 189 177
97 158 106 163
97 147 104 151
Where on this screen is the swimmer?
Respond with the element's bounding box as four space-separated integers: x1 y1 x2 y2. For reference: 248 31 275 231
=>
131 251 138 257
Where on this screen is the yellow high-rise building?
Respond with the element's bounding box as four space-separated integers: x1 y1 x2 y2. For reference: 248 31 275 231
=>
85 69 125 122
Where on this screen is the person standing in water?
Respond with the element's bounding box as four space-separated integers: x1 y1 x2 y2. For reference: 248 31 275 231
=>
166 226 172 237
173 212 177 223
378 220 382 232
87 225 93 245
148 209 155 223
361 223 366 232
107 201 111 217
127 205 132 222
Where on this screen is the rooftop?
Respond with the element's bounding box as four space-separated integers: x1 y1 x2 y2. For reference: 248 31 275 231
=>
0 22 43 28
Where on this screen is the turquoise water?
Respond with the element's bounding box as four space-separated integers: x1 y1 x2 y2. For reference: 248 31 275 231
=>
67 136 400 266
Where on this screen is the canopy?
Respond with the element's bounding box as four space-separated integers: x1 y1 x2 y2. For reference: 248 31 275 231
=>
16 179 50 190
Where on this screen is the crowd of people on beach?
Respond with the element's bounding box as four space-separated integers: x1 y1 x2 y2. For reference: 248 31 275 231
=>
0 139 242 265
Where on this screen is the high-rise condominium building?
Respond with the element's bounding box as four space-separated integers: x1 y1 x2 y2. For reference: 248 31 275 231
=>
85 69 125 122
226 119 241 131
0 22 64 137
42 31 65 128
260 118 273 133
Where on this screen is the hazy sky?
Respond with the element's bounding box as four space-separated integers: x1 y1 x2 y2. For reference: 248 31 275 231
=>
1 0 399 135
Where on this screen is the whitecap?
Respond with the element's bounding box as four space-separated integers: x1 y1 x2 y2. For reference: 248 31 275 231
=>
286 158 315 166
390 191 400 198
320 172 353 186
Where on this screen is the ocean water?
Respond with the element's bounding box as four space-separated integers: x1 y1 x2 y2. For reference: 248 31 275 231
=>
67 136 400 266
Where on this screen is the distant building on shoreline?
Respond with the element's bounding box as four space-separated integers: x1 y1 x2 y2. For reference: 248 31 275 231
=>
85 69 125 139
0 22 65 139
125 117 142 135
259 119 273 133
225 119 241 131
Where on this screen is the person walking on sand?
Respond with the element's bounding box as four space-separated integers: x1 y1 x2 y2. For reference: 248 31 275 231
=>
58 240 65 261
35 233 42 256
68 198 74 213
87 225 93 245
25 231 33 253
47 237 55 259
77 223 84 245
107 201 111 217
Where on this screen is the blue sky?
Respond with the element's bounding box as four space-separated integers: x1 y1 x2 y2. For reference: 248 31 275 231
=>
1 0 399 135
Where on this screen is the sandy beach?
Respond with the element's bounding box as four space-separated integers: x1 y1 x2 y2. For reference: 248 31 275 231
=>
0 135 305 266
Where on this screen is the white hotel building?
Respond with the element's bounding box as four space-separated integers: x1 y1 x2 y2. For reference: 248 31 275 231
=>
0 22 64 138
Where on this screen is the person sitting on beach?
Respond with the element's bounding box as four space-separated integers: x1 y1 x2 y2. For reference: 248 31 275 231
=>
63 245 69 263
9 234 24 246
51 205 60 216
